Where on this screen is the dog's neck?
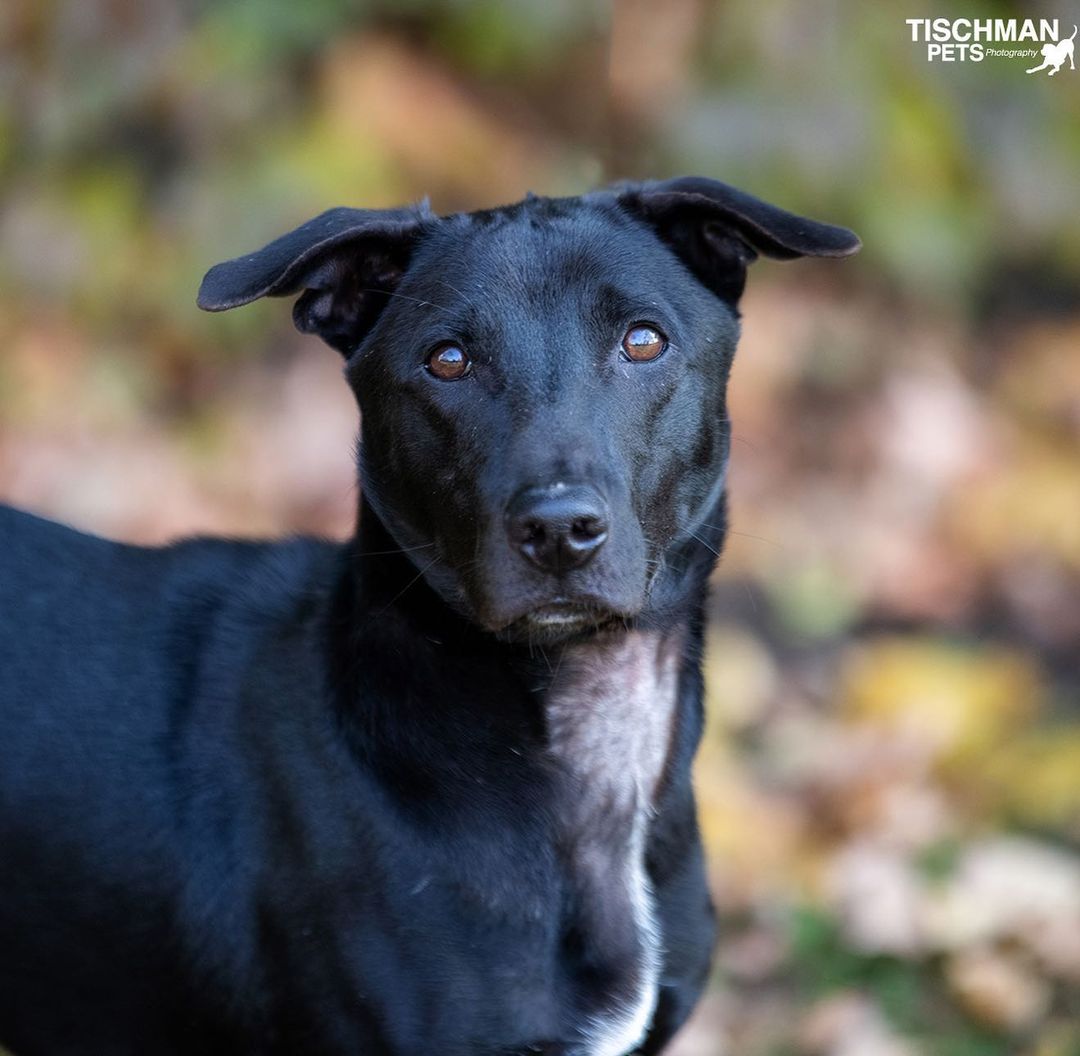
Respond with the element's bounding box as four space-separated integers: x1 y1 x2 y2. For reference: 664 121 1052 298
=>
341 495 719 765
543 629 684 813
537 625 687 1053
341 501 707 1052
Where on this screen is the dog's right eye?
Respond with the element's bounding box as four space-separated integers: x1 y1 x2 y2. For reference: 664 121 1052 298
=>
621 323 667 362
426 344 471 381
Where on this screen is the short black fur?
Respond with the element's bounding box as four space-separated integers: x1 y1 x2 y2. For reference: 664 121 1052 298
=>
1 178 857 1055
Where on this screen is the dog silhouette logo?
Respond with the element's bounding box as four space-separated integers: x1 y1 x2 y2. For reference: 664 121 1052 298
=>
1027 23 1077 74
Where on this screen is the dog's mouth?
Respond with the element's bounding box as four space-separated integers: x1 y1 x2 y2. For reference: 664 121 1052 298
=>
499 600 627 643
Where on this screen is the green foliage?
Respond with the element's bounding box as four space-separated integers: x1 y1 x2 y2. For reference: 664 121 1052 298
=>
787 907 1019 1056
790 907 923 1012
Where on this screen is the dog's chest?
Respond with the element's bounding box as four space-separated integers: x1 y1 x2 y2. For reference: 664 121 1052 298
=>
543 630 683 1056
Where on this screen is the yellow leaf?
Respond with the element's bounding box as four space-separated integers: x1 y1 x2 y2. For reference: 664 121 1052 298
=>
840 637 1043 763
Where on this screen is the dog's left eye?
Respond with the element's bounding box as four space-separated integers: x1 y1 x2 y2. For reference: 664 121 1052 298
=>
426 343 471 381
621 324 667 362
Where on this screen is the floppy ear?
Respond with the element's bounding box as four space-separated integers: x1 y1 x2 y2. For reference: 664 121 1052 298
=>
197 204 432 356
614 176 860 306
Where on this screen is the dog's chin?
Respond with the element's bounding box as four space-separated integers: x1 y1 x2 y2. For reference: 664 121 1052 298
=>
408 566 630 644
494 602 629 645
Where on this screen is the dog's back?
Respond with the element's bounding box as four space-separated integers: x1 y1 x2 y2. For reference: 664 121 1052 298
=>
0 507 343 1054
0 504 289 751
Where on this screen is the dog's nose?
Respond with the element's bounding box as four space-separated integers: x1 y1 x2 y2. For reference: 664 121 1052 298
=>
506 485 609 574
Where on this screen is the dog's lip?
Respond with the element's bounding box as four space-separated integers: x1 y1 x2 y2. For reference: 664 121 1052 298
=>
496 598 631 638
526 602 597 627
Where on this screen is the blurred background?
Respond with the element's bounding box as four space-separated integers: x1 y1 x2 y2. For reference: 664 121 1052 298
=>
1 1 1078 1053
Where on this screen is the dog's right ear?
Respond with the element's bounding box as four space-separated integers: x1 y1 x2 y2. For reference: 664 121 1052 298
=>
197 204 432 357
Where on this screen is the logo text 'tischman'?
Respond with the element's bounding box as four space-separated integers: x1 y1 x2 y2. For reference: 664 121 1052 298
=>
906 18 1062 62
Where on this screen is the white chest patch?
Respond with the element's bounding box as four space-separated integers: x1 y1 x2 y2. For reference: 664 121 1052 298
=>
543 629 683 1056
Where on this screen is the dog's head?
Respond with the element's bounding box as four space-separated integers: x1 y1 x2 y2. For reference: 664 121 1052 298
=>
199 178 858 641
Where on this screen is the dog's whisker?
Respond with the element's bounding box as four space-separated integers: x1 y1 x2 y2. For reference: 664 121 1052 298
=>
375 555 443 615
357 287 453 312
430 277 477 312
550 642 570 683
682 527 722 559
357 542 436 558
689 517 782 550
726 529 783 549
743 581 759 615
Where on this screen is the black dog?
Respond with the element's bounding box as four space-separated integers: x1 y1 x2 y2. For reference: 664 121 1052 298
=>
0 177 858 1056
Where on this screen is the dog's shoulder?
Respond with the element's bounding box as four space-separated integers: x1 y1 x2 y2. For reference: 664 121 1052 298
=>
1 500 115 558
0 503 151 618
0 503 345 702
0 502 339 598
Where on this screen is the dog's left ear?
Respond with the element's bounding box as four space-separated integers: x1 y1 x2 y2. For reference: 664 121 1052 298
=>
613 176 860 306
197 205 431 356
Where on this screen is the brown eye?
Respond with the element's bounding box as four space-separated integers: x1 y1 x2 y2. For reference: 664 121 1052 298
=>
621 324 667 362
426 343 471 381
